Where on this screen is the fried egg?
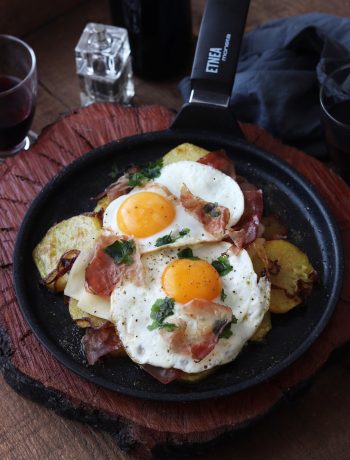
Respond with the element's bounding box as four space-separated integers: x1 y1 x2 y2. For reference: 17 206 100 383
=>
103 161 244 254
111 242 270 374
154 160 244 227
103 184 218 253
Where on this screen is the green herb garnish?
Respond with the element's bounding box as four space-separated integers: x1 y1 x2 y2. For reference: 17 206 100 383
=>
128 158 163 186
154 234 173 246
179 228 190 237
177 247 199 260
203 202 221 218
127 171 144 186
155 228 190 247
104 239 135 265
220 288 227 302
147 297 177 331
219 316 237 339
108 164 120 179
211 255 233 276
220 324 233 339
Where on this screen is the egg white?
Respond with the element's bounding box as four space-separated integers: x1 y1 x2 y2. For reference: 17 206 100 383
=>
111 242 270 374
154 160 244 227
103 184 217 254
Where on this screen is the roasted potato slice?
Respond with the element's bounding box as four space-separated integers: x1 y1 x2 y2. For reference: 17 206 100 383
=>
250 312 272 342
247 238 269 274
68 298 107 329
179 367 217 383
33 215 102 291
162 143 209 165
261 215 288 240
249 239 316 314
93 195 110 213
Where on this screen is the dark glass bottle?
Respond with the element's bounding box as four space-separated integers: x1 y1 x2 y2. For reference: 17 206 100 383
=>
109 0 193 80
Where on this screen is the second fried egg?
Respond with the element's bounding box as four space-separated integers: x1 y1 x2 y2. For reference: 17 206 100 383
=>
111 242 270 374
103 160 244 253
103 183 219 253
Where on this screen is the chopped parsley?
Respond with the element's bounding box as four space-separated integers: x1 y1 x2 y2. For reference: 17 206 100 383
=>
177 247 199 260
108 163 120 179
220 288 227 302
212 255 233 276
128 158 163 186
220 325 233 339
219 316 238 339
147 297 177 332
155 228 190 247
203 202 221 218
104 239 135 265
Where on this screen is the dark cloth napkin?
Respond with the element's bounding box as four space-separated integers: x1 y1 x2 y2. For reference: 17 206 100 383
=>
179 13 350 159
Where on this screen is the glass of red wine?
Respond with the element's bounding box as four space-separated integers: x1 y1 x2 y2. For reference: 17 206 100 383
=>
320 65 350 182
0 35 37 158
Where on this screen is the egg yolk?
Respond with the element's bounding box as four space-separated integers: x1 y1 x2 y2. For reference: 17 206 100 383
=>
117 192 176 238
162 259 222 304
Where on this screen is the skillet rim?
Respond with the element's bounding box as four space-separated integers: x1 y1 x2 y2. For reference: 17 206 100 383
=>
13 128 344 401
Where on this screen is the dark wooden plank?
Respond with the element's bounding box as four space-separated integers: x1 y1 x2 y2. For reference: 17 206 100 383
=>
0 373 128 460
1 0 86 37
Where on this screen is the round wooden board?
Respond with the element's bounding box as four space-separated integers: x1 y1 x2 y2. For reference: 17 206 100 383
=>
0 103 349 458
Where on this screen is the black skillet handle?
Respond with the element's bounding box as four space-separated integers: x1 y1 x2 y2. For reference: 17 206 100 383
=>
172 0 250 137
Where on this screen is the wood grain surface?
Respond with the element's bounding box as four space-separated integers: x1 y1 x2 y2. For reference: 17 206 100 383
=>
2 0 350 459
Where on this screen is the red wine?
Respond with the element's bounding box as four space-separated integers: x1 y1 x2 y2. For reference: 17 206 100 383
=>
0 75 35 150
109 0 193 79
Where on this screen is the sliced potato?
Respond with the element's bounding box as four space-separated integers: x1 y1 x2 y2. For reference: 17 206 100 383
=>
269 288 301 314
162 143 209 165
94 195 110 213
247 238 269 275
68 298 106 329
179 367 216 383
33 215 102 291
261 215 288 240
250 239 315 314
250 312 272 342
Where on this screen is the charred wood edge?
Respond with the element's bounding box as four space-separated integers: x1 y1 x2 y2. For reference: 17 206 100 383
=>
0 323 137 454
1 314 342 459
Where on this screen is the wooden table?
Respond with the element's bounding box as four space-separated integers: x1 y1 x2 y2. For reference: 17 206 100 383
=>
2 1 350 459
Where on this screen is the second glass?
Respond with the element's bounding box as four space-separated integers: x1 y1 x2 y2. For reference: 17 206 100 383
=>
0 35 37 157
320 64 350 181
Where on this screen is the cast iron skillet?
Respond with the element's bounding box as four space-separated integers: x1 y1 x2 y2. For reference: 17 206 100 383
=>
14 0 343 402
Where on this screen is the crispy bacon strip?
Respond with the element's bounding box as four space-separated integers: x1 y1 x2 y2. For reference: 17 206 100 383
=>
198 149 236 179
95 165 140 201
85 233 142 296
162 299 233 363
180 184 230 238
141 364 183 384
82 323 123 365
228 178 263 249
106 173 132 201
197 150 264 248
